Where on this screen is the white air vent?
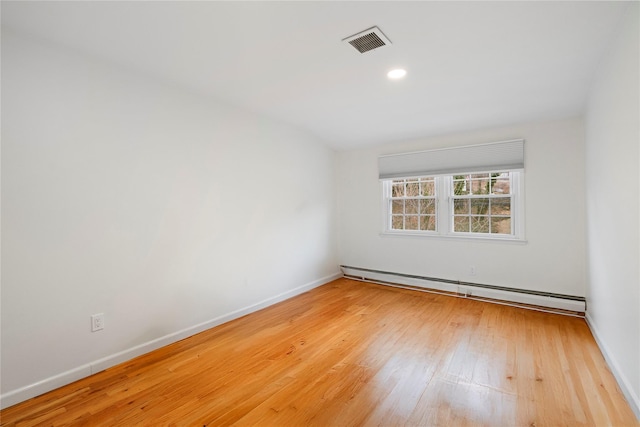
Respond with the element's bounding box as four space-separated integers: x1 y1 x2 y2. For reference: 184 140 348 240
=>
343 26 392 54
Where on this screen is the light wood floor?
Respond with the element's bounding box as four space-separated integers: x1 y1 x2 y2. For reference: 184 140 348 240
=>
1 278 637 426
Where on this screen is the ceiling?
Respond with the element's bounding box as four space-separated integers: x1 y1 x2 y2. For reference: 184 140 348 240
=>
1 1 630 150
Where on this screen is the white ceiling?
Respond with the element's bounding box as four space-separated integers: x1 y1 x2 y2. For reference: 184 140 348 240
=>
2 1 630 150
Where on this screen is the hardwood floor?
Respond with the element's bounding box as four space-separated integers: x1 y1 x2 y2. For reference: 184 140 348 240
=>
1 278 637 426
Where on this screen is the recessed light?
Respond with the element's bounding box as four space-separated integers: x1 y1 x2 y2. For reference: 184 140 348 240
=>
387 68 407 79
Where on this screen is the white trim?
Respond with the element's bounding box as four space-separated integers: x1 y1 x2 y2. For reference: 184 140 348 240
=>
585 313 640 420
0 365 94 411
436 174 448 233
0 272 342 410
379 230 528 245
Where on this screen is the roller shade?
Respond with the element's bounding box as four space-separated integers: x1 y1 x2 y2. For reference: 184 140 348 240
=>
378 139 524 180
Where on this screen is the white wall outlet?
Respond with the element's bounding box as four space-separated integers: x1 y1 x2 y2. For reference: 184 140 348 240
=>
469 266 477 276
91 313 105 332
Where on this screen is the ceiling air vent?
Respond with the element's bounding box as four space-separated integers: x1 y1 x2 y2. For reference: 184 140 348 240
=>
342 26 392 54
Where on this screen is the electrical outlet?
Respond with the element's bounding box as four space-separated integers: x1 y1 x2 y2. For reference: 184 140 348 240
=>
91 313 104 332
469 266 477 276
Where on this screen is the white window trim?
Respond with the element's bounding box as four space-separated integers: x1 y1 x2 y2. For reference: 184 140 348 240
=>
381 171 526 242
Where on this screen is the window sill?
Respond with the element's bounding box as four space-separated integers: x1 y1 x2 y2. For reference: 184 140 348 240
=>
379 230 527 244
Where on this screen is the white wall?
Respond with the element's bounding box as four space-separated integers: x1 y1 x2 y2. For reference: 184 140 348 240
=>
585 4 640 417
0 32 338 406
337 118 586 297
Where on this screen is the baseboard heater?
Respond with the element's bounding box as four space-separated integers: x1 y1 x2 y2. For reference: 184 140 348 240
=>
340 265 586 314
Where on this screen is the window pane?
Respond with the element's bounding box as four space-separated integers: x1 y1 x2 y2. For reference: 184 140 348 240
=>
454 216 470 232
491 198 511 215
453 199 469 214
392 215 403 229
472 216 490 233
420 199 436 215
420 215 436 231
405 216 419 230
406 181 419 197
471 198 490 214
453 175 469 195
392 200 404 214
491 217 511 234
420 179 435 196
471 177 490 195
406 199 419 215
392 183 404 197
491 174 510 194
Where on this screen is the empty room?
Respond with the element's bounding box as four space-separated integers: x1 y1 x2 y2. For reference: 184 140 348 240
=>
1 1 638 426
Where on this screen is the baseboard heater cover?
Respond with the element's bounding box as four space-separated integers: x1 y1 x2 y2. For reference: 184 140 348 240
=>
340 265 586 313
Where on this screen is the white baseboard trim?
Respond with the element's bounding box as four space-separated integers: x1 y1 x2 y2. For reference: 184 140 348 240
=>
585 313 640 420
0 271 341 410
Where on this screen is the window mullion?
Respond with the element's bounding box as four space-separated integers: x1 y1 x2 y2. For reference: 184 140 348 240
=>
438 176 450 235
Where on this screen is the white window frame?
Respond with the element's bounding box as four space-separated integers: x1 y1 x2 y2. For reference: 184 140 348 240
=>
382 171 525 242
386 176 438 233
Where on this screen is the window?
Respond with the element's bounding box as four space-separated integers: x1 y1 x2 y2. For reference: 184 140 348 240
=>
383 170 523 240
379 139 525 241
451 172 512 235
389 177 436 231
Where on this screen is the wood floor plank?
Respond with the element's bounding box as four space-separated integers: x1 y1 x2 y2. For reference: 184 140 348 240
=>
1 278 637 426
